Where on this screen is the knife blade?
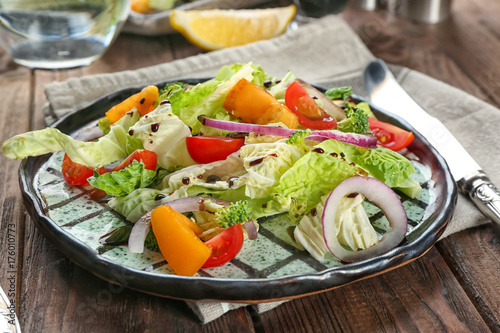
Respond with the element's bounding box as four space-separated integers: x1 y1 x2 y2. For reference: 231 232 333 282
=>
364 58 500 227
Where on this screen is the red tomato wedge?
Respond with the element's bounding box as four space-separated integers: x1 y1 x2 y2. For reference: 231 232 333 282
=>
202 224 244 268
62 154 107 186
368 117 414 151
285 81 337 130
186 136 245 164
112 149 157 171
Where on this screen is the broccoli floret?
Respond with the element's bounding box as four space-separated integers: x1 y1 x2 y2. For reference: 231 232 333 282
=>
324 86 352 100
154 82 189 107
144 229 160 252
214 201 253 228
336 104 370 134
286 131 310 150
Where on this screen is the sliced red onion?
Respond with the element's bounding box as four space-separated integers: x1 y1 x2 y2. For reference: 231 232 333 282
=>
199 116 376 148
296 79 346 121
73 125 104 142
128 196 232 253
311 130 377 148
304 135 329 142
322 176 407 263
199 115 294 137
243 220 258 240
128 219 152 254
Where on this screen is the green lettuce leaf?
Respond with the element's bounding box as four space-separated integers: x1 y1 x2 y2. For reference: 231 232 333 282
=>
110 152 247 222
215 63 273 87
324 86 352 100
239 140 305 199
317 139 417 188
271 142 362 221
128 102 195 169
109 187 181 222
349 147 416 188
269 71 296 101
161 152 247 191
2 110 141 168
171 63 255 133
334 194 378 251
293 197 329 261
154 82 189 108
125 135 144 155
294 194 378 261
109 184 227 222
148 0 177 11
88 160 157 197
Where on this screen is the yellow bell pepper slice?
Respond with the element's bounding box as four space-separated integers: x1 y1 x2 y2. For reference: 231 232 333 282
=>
105 85 159 123
151 205 211 276
223 78 298 129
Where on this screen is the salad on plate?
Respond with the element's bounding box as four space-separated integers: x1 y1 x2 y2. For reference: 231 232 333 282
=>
2 63 421 277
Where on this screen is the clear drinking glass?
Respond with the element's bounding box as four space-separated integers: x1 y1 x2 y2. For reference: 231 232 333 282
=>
0 0 130 69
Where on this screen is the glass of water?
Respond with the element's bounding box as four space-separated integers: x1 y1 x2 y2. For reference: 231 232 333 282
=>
0 0 130 69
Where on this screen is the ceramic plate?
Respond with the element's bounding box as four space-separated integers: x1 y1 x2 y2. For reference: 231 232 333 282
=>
123 0 271 36
19 79 457 302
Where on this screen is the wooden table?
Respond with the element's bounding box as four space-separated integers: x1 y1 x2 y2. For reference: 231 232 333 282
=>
1 0 499 331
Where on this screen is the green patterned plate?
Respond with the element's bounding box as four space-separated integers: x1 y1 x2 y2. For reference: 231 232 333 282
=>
19 80 457 302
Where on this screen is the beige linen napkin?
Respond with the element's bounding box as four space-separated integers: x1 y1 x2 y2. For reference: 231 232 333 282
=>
42 15 497 324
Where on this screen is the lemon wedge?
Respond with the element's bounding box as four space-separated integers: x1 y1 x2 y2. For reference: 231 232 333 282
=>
170 5 297 51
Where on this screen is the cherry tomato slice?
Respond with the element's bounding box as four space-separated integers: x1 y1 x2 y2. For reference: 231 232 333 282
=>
368 117 414 151
202 224 244 268
112 149 157 171
285 81 337 130
61 154 107 186
186 136 245 164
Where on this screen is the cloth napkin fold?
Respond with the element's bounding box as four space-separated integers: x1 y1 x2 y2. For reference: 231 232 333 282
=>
43 15 498 324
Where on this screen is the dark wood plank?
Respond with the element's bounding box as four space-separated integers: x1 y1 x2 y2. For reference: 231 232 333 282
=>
257 248 491 332
0 51 32 321
91 32 178 72
437 226 500 332
433 0 500 106
343 1 500 106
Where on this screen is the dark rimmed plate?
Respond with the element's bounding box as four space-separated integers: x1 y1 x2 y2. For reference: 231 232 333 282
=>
19 79 457 302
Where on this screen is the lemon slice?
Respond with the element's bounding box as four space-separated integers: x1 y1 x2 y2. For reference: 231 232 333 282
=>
170 5 297 51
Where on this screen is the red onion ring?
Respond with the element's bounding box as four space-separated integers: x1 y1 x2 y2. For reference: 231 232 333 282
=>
198 116 376 148
199 116 293 137
128 196 232 253
296 79 346 121
311 130 377 148
304 135 329 142
322 176 407 263
73 125 104 142
243 220 258 240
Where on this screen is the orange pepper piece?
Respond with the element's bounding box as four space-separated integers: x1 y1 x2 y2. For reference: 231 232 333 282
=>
151 205 211 276
223 78 298 129
105 85 159 123
131 0 153 13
